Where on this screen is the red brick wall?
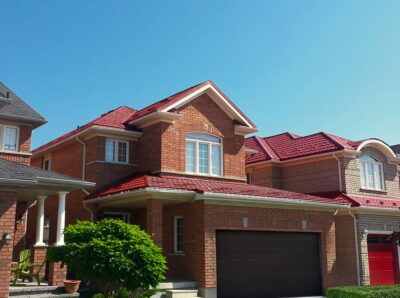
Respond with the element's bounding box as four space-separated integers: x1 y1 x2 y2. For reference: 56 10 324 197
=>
160 94 245 181
12 201 28 260
19 126 32 154
0 152 30 165
0 191 17 298
163 201 205 283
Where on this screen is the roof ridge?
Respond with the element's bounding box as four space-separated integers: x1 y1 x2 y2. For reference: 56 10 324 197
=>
255 136 279 160
320 132 346 149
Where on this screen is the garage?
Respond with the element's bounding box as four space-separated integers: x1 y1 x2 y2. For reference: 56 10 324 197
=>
367 234 397 285
216 230 322 298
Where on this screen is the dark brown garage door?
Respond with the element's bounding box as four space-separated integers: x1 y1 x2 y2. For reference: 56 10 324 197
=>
216 231 322 298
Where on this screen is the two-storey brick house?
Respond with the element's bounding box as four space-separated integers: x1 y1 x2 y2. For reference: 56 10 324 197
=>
0 83 94 298
246 132 400 288
30 81 350 298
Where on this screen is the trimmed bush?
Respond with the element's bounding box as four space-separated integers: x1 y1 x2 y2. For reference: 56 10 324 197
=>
47 219 167 298
327 286 400 298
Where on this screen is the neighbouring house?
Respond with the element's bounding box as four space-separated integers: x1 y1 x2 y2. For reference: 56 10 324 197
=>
30 81 351 298
246 132 400 287
392 144 400 155
0 83 94 298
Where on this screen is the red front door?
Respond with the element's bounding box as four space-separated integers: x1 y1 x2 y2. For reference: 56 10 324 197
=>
367 234 397 285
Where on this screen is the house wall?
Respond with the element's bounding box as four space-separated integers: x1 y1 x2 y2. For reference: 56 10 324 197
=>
0 125 32 165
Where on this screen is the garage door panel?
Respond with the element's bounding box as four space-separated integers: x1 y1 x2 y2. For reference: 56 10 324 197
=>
217 231 322 298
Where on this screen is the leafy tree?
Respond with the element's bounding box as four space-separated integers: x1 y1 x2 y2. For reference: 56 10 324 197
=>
47 219 167 297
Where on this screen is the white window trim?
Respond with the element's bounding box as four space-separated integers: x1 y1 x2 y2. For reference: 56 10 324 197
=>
359 157 385 191
185 133 223 177
43 159 52 171
105 138 129 164
0 125 19 153
174 215 183 253
103 211 131 223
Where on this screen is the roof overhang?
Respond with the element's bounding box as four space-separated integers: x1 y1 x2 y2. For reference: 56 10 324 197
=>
0 112 47 128
33 125 142 156
127 111 181 128
85 186 348 211
347 206 400 216
127 83 258 133
234 125 258 136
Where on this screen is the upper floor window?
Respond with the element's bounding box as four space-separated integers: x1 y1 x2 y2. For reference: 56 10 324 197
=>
186 132 222 176
0 125 19 152
43 159 52 171
359 155 384 191
105 139 128 163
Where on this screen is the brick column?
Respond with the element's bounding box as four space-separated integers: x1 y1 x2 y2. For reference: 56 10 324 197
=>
0 191 17 298
146 199 163 247
31 246 47 280
48 262 66 286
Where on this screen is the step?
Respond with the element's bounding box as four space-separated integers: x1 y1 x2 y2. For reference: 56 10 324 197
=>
9 286 79 297
165 289 201 298
157 281 197 290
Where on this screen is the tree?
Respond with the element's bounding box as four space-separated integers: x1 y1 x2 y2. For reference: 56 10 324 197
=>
47 219 167 297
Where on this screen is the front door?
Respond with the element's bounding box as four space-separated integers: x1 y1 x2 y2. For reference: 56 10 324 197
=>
367 234 397 285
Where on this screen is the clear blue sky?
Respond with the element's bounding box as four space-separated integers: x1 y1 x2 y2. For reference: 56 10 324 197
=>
2 1 400 148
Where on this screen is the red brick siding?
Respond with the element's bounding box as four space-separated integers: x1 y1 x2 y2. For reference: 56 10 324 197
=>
19 126 32 153
0 152 30 165
135 124 163 174
160 94 245 180
12 201 28 260
0 191 17 298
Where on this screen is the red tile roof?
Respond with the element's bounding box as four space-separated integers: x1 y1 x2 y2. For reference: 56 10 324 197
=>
34 80 255 153
124 80 256 127
88 174 348 206
316 192 400 210
33 106 137 153
246 132 359 164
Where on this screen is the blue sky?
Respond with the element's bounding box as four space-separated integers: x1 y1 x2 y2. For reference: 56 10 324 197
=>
2 1 400 148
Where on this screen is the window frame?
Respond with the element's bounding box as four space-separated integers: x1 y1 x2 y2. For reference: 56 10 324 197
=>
174 215 184 253
102 211 130 223
359 155 385 191
0 125 19 152
185 132 223 177
105 138 129 164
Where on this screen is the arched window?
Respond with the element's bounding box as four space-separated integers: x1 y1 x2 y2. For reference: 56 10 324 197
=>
186 132 222 176
359 155 384 190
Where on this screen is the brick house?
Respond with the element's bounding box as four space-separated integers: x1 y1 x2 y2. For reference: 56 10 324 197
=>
0 83 94 298
246 132 400 288
30 81 352 298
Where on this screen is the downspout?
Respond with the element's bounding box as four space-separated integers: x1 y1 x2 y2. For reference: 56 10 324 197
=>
332 153 343 192
348 209 361 286
75 136 86 180
76 136 94 221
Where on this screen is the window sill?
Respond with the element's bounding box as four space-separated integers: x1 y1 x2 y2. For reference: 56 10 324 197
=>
87 160 137 167
0 150 32 156
185 172 223 178
169 252 185 256
360 188 387 194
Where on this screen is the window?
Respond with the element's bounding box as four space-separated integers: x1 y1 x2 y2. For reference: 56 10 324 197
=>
103 212 130 223
174 216 183 253
359 155 384 191
44 159 52 171
105 139 128 163
43 217 50 244
185 132 222 176
0 125 19 152
246 173 252 184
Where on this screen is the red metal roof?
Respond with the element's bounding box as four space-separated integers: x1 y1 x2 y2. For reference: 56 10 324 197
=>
34 81 256 154
124 80 256 127
33 106 136 153
88 174 348 206
246 132 359 164
315 192 400 210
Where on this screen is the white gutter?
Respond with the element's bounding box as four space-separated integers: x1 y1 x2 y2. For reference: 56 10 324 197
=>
76 136 86 180
348 209 361 286
0 178 38 186
36 176 95 187
332 153 343 192
197 192 350 210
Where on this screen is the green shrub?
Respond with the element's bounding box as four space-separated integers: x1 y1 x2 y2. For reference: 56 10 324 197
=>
47 219 167 298
327 286 400 298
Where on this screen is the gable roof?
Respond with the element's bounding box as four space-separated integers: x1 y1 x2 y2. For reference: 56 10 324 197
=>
124 80 257 129
34 81 257 154
32 106 137 153
246 132 360 164
0 82 47 128
88 174 348 207
391 144 400 155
